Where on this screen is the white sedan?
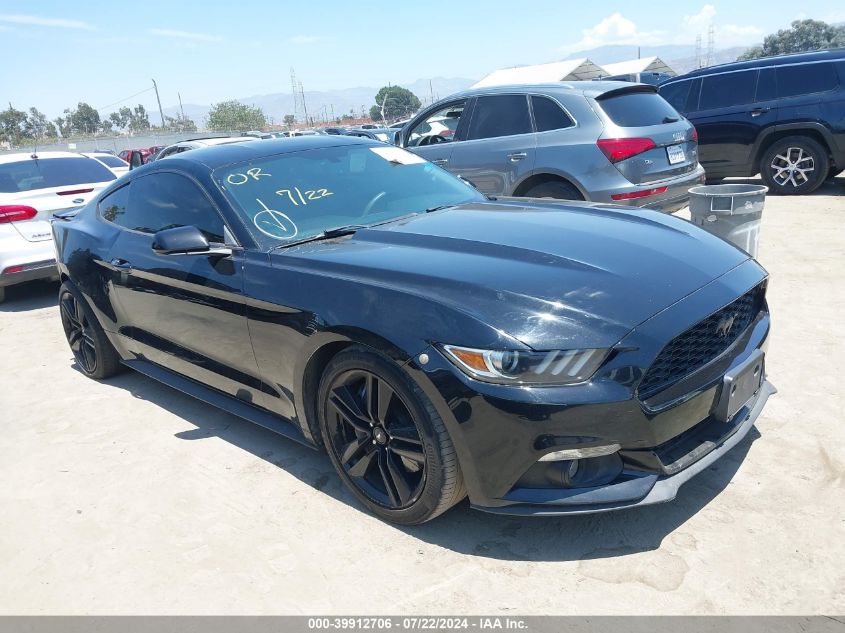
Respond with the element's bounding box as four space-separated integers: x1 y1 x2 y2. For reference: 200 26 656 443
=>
0 151 116 302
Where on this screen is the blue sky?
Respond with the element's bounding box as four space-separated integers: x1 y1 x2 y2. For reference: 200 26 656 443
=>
1 0 842 118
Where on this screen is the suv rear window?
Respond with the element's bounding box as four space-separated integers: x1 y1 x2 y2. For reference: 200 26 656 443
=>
0 157 115 193
597 91 682 127
777 62 838 98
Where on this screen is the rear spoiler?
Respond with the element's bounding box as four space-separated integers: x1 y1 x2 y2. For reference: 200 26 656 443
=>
52 208 82 222
594 84 659 101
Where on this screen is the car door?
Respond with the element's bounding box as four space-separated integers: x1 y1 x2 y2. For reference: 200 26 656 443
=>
446 94 536 195
402 99 469 170
686 68 779 176
103 170 264 404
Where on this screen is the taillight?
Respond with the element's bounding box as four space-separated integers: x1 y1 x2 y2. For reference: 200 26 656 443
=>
597 138 657 163
0 205 38 224
691 127 698 142
611 186 668 201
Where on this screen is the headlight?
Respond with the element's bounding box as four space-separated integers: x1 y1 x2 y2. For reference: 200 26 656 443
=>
440 345 609 385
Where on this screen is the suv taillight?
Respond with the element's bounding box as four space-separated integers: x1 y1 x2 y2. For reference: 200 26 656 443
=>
691 127 698 142
597 138 657 163
0 205 37 224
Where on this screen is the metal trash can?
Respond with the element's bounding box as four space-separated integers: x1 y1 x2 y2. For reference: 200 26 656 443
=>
688 184 768 258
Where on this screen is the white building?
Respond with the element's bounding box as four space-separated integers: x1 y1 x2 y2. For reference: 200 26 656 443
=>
472 58 607 88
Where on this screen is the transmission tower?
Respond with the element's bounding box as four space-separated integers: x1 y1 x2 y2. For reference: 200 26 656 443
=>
706 24 715 67
695 34 702 69
290 68 300 123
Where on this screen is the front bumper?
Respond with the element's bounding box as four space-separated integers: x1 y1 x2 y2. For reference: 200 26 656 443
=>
474 380 774 515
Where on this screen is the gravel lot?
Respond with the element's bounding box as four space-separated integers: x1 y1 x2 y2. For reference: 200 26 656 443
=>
1 177 843 615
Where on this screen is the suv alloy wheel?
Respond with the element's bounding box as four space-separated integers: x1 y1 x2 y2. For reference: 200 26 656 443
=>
760 136 830 195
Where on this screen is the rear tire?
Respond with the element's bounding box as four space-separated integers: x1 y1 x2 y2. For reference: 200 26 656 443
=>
0 287 5 303
760 136 829 195
59 282 122 379
523 180 583 200
318 346 465 525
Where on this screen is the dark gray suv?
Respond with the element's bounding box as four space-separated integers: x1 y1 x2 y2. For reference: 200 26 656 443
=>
398 82 705 212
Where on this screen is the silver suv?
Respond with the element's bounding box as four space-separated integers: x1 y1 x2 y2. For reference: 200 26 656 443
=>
398 82 705 212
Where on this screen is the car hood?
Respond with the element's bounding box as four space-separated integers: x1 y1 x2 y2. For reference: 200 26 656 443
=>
271 201 752 349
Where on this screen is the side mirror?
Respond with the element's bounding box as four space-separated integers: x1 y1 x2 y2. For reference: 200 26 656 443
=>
152 225 231 256
392 130 401 146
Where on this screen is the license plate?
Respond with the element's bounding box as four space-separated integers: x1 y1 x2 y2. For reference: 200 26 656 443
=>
714 350 764 422
666 144 685 165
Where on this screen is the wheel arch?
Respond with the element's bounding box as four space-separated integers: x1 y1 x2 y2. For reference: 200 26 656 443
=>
294 328 422 447
512 171 587 198
752 124 836 172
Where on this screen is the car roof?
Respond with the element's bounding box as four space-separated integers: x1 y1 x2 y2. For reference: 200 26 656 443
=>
665 49 845 82
0 150 94 165
82 152 115 157
436 80 653 103
147 135 375 170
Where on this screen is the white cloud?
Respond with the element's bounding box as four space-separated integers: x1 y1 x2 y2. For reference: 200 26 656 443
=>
559 5 763 54
560 13 664 53
149 28 221 42
289 35 323 44
0 13 93 29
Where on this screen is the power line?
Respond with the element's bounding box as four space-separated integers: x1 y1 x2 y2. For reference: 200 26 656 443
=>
97 86 155 112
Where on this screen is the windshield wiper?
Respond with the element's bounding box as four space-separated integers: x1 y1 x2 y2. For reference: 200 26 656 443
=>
271 225 368 250
424 204 453 213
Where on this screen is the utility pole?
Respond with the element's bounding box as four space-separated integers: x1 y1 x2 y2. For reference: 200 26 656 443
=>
178 92 185 120
706 24 715 67
330 104 335 123
429 80 434 106
151 79 165 129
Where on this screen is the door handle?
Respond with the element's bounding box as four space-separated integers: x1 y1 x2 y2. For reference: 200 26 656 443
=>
110 258 132 271
432 159 449 166
750 107 770 117
508 152 528 161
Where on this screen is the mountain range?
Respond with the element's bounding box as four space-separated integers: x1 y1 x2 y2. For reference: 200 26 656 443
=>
162 44 751 127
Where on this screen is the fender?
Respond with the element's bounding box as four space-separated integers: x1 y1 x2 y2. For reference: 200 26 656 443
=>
750 121 843 171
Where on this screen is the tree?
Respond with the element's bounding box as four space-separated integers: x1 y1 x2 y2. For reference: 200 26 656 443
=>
25 107 57 139
109 107 131 131
69 102 100 135
738 19 845 60
99 120 114 134
0 105 28 146
164 114 197 133
207 100 267 131
370 86 421 123
128 104 150 132
283 114 295 128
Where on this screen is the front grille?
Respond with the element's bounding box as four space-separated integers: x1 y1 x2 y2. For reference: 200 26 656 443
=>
638 285 763 399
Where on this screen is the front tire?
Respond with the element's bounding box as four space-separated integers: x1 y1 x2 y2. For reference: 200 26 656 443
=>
59 282 122 379
760 136 829 195
318 346 465 524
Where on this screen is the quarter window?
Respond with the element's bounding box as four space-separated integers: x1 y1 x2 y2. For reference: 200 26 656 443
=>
99 185 131 224
467 95 532 140
777 62 838 98
699 71 757 109
530 96 574 132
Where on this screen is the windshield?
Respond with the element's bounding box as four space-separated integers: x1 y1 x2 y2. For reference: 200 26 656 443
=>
214 143 483 247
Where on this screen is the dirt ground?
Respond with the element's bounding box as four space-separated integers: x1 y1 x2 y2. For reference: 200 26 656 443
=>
0 177 843 615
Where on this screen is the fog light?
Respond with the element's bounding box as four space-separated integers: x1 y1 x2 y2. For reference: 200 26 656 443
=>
567 459 579 478
538 443 621 462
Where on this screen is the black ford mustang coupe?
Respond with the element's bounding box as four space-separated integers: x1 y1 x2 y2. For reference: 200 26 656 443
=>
52 137 773 524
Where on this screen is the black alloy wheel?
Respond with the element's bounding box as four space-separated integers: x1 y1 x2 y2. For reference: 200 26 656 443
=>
318 346 465 524
325 369 426 509
58 282 122 379
60 289 98 375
